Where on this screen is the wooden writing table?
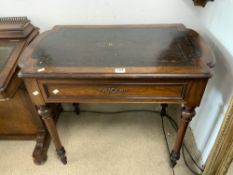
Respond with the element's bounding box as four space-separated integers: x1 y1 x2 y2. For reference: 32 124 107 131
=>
18 24 214 166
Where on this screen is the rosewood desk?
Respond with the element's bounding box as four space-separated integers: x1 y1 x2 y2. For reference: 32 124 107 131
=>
18 24 214 166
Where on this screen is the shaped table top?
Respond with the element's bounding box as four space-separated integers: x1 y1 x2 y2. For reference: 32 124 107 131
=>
18 24 214 79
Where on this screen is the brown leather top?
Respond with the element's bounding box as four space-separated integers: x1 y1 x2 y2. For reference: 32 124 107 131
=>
18 24 213 78
32 27 200 67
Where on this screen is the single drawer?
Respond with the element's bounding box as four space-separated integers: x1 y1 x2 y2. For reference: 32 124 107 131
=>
39 80 188 103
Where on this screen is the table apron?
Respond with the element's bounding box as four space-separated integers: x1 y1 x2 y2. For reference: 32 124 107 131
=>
35 79 199 104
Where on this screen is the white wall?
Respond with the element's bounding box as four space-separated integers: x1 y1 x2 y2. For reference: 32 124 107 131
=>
1 0 202 32
1 0 232 167
190 0 233 163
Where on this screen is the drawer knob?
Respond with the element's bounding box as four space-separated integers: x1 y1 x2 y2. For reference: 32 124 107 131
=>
97 88 128 94
32 91 39 96
52 89 60 95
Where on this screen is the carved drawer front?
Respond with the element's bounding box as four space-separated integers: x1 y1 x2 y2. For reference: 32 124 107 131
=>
38 80 188 103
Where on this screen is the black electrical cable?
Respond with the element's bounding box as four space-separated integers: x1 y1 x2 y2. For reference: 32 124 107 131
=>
63 109 203 174
162 114 203 175
165 114 204 173
182 143 202 175
161 115 176 175
183 144 203 174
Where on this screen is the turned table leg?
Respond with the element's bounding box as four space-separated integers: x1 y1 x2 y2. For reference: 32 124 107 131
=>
73 103 80 115
170 106 196 167
38 105 67 164
160 104 168 117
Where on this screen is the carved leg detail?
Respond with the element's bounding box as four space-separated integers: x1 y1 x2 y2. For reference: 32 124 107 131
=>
170 106 196 167
32 131 50 165
73 103 80 115
38 105 67 164
160 104 168 117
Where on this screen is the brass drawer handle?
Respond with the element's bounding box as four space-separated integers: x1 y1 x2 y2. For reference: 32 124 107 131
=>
97 88 128 94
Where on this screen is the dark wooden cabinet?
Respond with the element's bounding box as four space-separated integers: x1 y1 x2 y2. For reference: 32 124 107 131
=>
0 17 56 164
193 0 214 7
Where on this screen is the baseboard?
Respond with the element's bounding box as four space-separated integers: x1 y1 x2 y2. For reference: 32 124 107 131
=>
184 127 204 167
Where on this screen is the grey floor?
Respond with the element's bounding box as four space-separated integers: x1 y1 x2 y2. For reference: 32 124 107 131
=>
0 104 196 175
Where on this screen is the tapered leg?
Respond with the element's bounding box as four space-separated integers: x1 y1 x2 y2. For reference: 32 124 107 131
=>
73 103 80 115
38 105 67 164
170 106 196 167
160 104 168 117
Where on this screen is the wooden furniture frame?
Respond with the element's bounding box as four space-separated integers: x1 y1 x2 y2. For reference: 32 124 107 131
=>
193 0 214 7
18 24 214 166
0 17 59 165
204 96 233 175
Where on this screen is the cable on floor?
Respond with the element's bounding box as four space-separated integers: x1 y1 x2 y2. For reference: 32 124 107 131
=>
161 114 176 175
63 109 203 174
161 114 203 175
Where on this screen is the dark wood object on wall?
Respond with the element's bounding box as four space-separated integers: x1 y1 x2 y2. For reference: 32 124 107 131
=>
18 24 214 166
0 17 55 164
193 0 214 7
